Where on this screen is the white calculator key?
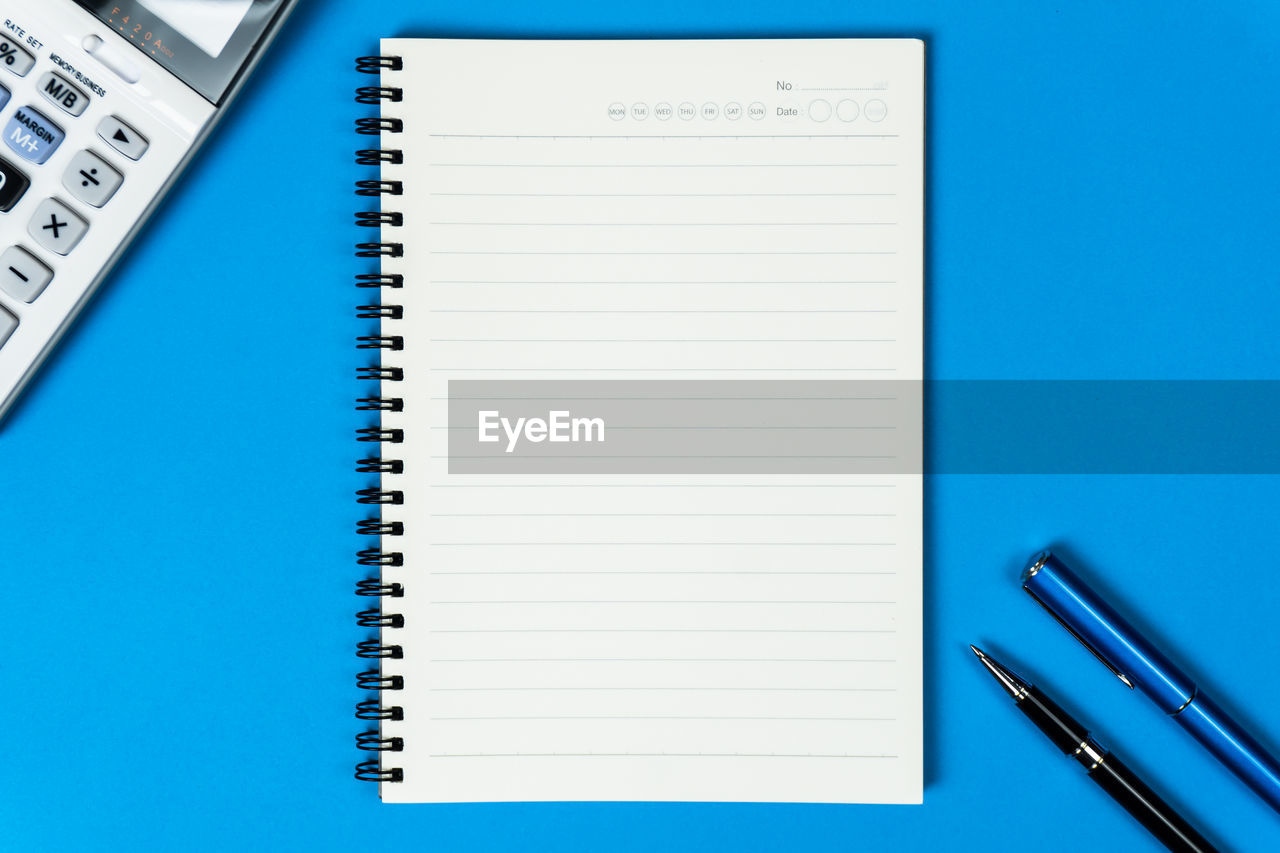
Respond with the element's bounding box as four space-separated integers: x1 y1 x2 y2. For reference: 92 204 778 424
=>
28 198 87 256
97 115 148 160
0 36 35 77
0 246 52 303
62 150 123 207
38 71 90 117
0 304 15 347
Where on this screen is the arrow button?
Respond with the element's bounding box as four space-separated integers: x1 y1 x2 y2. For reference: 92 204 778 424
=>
97 115 148 160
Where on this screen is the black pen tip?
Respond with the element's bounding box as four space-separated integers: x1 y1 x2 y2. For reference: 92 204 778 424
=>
968 644 1031 701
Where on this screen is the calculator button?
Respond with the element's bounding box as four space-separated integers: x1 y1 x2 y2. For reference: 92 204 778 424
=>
0 304 15 347
28 199 87 256
0 84 9 112
0 156 30 212
37 71 89 117
0 37 35 77
62 151 122 207
4 107 64 164
97 116 148 160
0 246 51 303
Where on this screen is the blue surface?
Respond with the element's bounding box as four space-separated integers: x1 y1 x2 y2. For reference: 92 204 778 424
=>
2 0 1280 850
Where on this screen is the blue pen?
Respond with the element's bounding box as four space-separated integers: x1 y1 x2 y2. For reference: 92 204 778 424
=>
1022 549 1280 814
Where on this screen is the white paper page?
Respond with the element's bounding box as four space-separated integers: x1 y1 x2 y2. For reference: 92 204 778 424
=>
377 38 923 803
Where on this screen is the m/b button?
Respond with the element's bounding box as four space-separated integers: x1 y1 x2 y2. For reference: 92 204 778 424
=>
38 72 89 117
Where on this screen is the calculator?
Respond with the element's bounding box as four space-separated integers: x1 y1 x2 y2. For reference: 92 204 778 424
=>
0 0 296 423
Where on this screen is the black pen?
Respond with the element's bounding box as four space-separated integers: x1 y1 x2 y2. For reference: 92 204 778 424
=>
970 645 1219 853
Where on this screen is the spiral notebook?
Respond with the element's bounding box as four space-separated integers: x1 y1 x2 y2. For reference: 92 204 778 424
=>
354 37 925 804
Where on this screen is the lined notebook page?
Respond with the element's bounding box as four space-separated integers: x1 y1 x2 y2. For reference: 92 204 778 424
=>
378 38 924 803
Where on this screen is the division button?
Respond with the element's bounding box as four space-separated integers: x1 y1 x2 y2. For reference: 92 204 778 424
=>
0 246 52 303
62 150 123 207
863 99 888 122
0 155 30 212
27 198 88 256
97 115 148 160
38 71 90 117
0 36 35 77
808 99 832 122
836 99 860 122
3 107 64 164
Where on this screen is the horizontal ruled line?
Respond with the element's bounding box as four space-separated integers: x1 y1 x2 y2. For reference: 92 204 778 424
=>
437 455 896 459
430 600 895 604
429 753 898 758
431 427 897 432
429 570 896 575
429 191 898 197
426 483 898 487
429 221 898 227
429 658 897 663
430 541 896 545
431 338 897 343
426 512 893 517
430 251 897 256
429 162 898 168
428 628 896 634
432 310 896 314
431 715 895 721
428 133 898 140
424 681 896 686
434 396 898 401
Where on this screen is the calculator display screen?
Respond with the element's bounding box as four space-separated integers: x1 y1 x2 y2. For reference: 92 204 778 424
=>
74 0 290 103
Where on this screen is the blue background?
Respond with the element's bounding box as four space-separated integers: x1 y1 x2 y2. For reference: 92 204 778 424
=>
2 0 1279 850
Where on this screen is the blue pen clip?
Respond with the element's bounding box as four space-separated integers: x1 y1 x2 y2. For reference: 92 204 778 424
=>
1021 550 1194 710
1021 551 1135 689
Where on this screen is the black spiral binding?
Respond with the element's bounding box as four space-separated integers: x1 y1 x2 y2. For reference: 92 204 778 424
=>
354 54 406 785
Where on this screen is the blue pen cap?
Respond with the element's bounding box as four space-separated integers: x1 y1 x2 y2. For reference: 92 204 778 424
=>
1022 550 1196 714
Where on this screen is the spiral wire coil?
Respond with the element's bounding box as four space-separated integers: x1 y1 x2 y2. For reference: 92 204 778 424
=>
354 55 406 784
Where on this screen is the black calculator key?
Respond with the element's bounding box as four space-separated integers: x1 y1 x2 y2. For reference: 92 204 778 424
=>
0 156 30 212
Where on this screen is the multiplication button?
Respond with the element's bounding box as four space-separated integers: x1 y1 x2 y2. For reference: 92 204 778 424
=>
63 151 123 207
28 199 87 256
0 246 52 303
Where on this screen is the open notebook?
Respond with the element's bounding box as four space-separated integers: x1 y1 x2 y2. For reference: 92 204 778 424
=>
355 37 924 803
